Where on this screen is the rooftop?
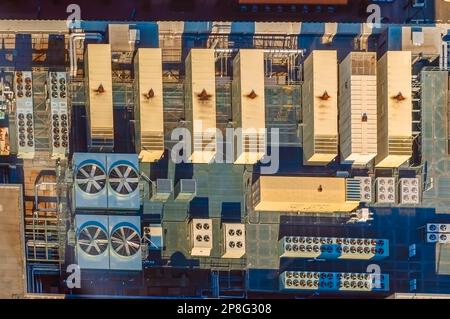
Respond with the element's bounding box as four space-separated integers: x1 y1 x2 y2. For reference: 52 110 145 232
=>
0 184 26 298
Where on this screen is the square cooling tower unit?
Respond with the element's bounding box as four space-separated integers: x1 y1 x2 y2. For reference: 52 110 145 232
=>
72 153 108 210
106 154 140 210
109 215 142 271
75 214 110 270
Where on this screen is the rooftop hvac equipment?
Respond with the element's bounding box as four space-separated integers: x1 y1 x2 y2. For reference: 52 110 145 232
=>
232 49 266 164
72 153 141 210
151 179 173 201
355 176 373 203
302 50 338 166
185 49 217 163
426 233 438 243
438 233 450 244
106 153 140 210
399 178 420 204
75 214 110 270
376 177 396 204
279 271 389 292
133 48 164 162
279 236 389 260
14 71 35 159
426 223 450 233
339 52 377 166
143 224 163 250
49 72 69 159
85 44 114 152
222 223 246 259
72 153 108 210
190 218 213 257
375 51 412 168
174 179 196 201
251 176 360 213
109 215 142 271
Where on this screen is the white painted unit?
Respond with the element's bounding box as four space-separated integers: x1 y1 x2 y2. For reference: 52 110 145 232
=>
15 71 35 159
49 72 69 159
109 215 142 271
185 49 217 163
339 52 377 165
106 153 140 210
355 176 373 203
222 223 246 259
279 271 389 292
75 214 110 270
376 177 396 204
72 153 108 210
190 219 213 257
399 178 420 204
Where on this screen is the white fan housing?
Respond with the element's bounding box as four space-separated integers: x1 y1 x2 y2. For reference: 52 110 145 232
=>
73 153 108 210
107 153 140 210
190 218 213 257
109 215 142 270
75 214 110 269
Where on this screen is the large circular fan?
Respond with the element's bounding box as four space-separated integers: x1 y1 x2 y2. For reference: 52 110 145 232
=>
76 163 106 194
110 226 141 257
108 164 139 195
77 225 108 256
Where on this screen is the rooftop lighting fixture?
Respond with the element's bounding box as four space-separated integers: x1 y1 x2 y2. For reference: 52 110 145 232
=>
143 88 155 100
319 91 330 101
94 84 105 94
197 89 212 101
392 92 406 102
246 90 257 99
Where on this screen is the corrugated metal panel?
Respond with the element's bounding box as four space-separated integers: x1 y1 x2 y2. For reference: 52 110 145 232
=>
134 48 164 162
339 52 377 165
302 50 338 165
232 49 266 164
185 49 217 163
252 176 359 213
85 44 114 152
375 51 412 167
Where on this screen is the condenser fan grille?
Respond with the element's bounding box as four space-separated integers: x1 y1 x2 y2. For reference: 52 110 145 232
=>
78 226 108 255
110 226 141 257
76 164 106 194
108 165 139 195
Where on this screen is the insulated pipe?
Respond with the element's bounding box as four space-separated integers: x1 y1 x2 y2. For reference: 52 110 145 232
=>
69 32 103 78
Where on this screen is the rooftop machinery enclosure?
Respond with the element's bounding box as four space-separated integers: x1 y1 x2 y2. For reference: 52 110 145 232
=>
85 44 114 152
185 49 217 164
232 49 266 164
375 51 412 168
339 52 377 166
251 176 360 213
133 48 164 162
302 50 338 166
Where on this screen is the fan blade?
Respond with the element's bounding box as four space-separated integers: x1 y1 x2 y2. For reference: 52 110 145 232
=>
79 167 90 178
120 227 126 239
83 227 93 240
86 180 93 193
111 237 123 244
127 241 140 249
93 227 101 240
126 178 139 183
76 178 89 184
126 232 138 241
124 182 132 193
124 166 132 178
114 167 123 178
92 180 102 191
93 174 106 181
108 178 122 182
116 181 124 192
90 165 97 177
92 241 101 254
124 241 131 256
